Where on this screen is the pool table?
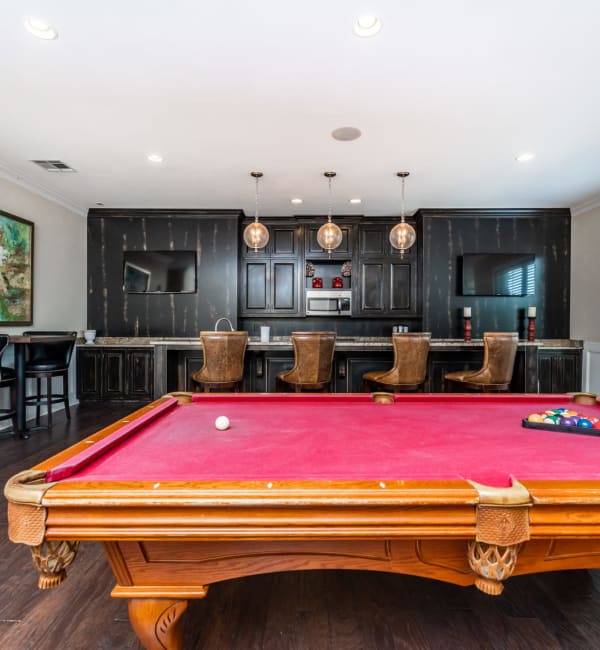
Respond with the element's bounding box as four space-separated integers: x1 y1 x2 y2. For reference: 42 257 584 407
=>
5 392 600 650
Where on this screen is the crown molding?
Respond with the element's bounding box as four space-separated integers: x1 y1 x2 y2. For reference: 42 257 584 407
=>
0 160 87 217
571 195 600 217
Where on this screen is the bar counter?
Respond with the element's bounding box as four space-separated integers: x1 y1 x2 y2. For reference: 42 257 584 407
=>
75 337 583 398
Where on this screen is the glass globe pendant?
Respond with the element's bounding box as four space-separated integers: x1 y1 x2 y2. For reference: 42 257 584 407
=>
389 171 416 258
317 171 343 254
243 171 269 251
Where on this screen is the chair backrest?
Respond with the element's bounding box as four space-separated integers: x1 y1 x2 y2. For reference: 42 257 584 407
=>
199 331 248 382
0 335 9 380
481 332 518 384
290 331 336 384
22 331 77 368
388 332 431 384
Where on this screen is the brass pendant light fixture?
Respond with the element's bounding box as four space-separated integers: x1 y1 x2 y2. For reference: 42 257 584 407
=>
243 171 269 251
389 171 416 257
317 171 343 254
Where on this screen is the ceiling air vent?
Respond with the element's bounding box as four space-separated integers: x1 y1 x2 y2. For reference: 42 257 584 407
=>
31 160 77 173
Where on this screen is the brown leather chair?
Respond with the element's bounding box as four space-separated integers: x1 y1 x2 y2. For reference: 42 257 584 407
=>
191 331 248 392
0 335 18 437
363 332 431 392
276 331 336 392
444 332 518 392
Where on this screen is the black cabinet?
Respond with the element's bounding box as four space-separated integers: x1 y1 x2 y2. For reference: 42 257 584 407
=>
77 347 154 400
240 220 302 317
356 221 419 317
538 349 582 393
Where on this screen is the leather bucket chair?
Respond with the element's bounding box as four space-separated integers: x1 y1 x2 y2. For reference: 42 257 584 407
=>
363 332 431 393
276 331 336 392
0 334 18 436
191 331 248 392
444 332 518 392
22 331 77 429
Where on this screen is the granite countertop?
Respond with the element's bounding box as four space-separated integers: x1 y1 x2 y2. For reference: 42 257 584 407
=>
77 336 583 349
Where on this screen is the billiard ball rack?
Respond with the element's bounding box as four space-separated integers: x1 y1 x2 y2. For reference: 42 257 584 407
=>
522 419 600 437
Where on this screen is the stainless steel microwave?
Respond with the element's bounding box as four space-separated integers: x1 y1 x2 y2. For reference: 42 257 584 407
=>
306 290 352 316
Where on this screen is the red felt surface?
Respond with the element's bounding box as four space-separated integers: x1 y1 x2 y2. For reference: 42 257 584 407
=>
51 394 600 488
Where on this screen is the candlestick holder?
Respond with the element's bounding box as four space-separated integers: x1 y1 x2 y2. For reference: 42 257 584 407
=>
527 316 536 342
463 316 472 342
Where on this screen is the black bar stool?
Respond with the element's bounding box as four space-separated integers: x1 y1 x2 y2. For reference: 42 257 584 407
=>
23 331 77 429
0 334 18 437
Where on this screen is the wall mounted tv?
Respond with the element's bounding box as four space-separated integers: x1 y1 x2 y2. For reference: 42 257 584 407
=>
123 251 197 293
461 253 535 296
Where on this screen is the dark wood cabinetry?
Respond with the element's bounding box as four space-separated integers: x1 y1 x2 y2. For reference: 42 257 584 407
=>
77 347 154 401
356 221 419 317
538 349 581 393
240 222 302 317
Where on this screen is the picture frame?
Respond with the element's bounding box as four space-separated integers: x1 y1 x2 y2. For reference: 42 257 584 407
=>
0 210 34 325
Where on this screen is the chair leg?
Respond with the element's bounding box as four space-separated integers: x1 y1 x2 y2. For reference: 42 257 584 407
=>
10 382 19 435
35 377 41 425
63 374 71 420
46 376 53 428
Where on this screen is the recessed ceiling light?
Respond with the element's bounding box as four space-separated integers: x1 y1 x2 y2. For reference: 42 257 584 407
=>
290 198 303 205
24 17 58 40
353 15 382 37
349 198 362 204
331 126 362 141
147 153 163 163
515 152 535 162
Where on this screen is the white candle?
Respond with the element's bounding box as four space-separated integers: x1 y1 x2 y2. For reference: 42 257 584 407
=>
463 307 471 318
528 306 536 318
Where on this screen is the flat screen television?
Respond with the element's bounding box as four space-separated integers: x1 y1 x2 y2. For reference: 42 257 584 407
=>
461 253 535 296
123 251 196 293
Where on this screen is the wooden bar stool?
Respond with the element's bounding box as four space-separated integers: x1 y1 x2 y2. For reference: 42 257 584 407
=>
0 335 18 437
191 331 248 392
23 330 77 430
363 332 431 393
276 331 336 392
444 332 518 392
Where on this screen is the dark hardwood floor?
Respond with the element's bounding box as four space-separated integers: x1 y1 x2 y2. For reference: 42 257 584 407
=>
2 403 600 649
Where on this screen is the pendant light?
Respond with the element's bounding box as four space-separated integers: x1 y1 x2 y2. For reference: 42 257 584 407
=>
243 171 269 251
317 171 343 254
389 171 416 257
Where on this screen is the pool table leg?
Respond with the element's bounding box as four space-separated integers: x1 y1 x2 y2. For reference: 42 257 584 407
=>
128 598 188 650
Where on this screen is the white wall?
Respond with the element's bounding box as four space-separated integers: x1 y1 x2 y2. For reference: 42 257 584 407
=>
571 205 600 341
1 175 86 427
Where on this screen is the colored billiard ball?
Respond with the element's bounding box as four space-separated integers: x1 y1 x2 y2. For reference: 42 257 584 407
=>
215 415 230 430
528 413 545 423
544 415 560 424
560 416 578 427
577 418 593 428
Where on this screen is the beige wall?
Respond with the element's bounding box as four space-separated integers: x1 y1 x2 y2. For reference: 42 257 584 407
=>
1 176 86 424
571 205 600 341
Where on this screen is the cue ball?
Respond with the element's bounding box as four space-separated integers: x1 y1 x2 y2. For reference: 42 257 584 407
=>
215 416 230 430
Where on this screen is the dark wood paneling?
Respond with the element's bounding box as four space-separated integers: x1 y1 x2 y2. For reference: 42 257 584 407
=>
359 262 386 312
244 261 268 310
538 350 582 393
420 209 571 339
389 263 412 312
272 262 296 311
305 224 353 257
87 209 241 337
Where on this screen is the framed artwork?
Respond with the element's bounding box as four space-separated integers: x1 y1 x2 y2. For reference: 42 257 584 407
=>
0 210 34 325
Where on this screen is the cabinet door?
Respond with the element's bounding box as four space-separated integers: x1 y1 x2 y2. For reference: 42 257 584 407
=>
127 350 154 399
358 262 386 314
538 351 581 393
103 350 126 398
271 226 299 257
241 260 269 312
76 348 103 399
271 260 299 312
358 227 387 256
305 225 352 258
389 262 416 314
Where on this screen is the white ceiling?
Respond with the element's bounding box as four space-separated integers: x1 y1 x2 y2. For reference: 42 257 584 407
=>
1 1 600 218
